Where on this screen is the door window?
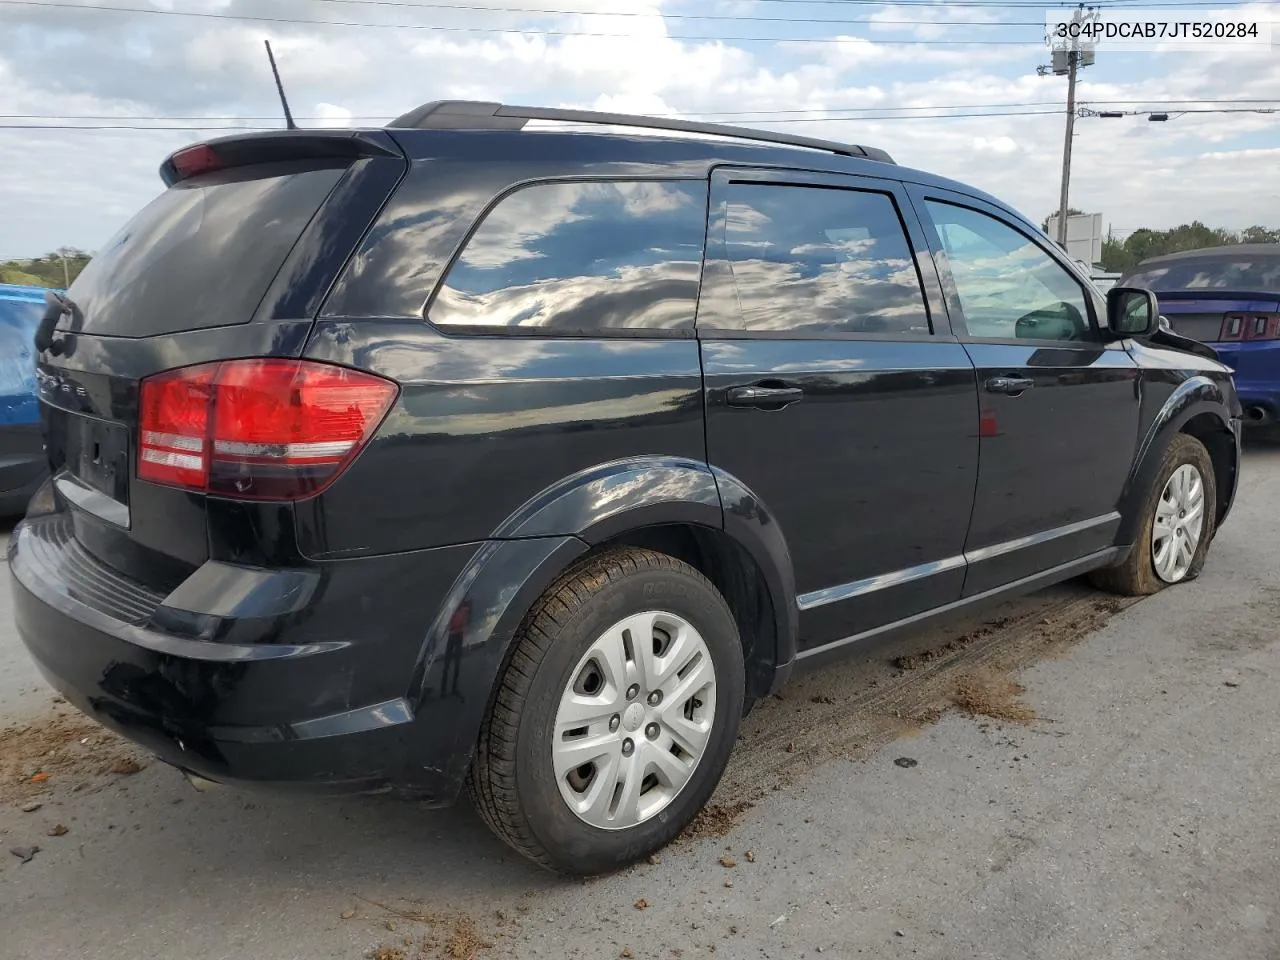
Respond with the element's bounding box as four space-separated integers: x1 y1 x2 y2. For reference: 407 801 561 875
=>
719 183 931 336
926 201 1092 342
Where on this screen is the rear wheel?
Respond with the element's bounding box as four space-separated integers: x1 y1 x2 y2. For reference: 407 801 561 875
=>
467 547 745 875
1090 433 1217 596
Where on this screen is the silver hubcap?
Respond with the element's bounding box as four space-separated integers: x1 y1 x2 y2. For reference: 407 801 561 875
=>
553 611 716 830
1152 463 1205 584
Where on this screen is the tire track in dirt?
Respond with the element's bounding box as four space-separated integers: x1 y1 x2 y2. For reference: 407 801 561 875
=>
684 580 1140 838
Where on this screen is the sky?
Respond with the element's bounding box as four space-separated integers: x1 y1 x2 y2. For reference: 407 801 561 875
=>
1 0 1277 258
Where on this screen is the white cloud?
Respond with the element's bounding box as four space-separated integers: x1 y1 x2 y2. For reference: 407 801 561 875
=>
1 2 1277 258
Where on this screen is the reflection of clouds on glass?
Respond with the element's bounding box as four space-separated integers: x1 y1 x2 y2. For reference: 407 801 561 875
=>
721 184 929 335
1124 257 1280 294
431 180 707 334
434 261 700 331
927 202 1088 340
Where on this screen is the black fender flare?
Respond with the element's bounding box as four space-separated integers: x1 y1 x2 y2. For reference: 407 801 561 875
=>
1115 375 1238 545
495 455 798 683
404 457 799 800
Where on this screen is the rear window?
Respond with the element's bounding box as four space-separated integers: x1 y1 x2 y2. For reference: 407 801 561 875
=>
1122 254 1280 295
63 162 345 338
429 179 707 335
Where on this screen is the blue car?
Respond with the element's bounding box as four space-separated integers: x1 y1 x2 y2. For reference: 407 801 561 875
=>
1120 244 1280 438
0 283 50 513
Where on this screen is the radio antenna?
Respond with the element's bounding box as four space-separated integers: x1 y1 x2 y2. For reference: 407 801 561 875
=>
263 40 297 130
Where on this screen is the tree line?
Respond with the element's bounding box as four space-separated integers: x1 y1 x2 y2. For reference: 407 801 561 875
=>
1 249 92 288
1101 223 1278 274
1043 210 1278 273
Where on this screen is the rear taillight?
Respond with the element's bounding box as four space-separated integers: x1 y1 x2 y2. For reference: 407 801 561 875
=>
1219 313 1280 341
138 359 398 500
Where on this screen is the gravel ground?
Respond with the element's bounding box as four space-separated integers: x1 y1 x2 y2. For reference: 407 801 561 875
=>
2 444 1278 960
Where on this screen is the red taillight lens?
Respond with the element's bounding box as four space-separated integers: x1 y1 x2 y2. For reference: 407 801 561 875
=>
1221 313 1280 341
138 360 397 500
170 144 223 180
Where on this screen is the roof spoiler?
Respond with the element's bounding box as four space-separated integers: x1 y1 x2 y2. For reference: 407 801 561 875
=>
159 130 403 186
387 100 895 164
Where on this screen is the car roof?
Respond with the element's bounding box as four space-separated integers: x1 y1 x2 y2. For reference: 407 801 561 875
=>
1138 244 1280 266
377 125 1036 232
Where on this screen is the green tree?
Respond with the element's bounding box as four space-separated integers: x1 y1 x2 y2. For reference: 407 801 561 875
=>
1099 223 1278 273
0 248 92 289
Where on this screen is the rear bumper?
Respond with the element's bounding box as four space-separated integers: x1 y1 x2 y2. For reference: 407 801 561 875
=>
9 513 483 800
1211 341 1280 424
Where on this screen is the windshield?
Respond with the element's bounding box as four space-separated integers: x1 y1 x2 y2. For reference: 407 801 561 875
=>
1122 254 1280 295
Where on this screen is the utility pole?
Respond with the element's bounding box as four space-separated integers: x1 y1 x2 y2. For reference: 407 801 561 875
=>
1040 5 1097 247
1057 50 1078 247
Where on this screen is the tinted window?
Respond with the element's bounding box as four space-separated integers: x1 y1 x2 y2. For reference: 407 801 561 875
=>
64 162 345 338
926 201 1091 342
1121 254 1280 295
718 183 929 336
429 180 707 334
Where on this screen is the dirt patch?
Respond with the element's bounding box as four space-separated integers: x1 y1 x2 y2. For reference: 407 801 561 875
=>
698 582 1141 828
678 800 755 842
951 670 1037 725
351 898 497 960
0 707 148 804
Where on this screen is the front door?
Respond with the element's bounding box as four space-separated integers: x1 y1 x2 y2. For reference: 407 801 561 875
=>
698 168 980 652
912 189 1141 595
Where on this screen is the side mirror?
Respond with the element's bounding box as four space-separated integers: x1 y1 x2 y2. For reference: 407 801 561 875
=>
1107 286 1159 337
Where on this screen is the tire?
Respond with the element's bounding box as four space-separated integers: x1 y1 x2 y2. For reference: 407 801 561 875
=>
1089 433 1217 596
467 546 745 875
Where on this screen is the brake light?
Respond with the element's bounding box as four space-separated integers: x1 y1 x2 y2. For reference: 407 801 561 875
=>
169 144 224 180
138 360 398 500
1220 313 1280 341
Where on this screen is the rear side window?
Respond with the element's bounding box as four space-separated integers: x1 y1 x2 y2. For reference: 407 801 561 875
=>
64 162 345 338
717 183 930 336
429 180 707 335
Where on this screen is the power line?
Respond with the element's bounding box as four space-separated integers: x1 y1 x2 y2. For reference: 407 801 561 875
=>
0 110 1075 132
7 100 1277 125
0 1 1045 43
238 0 1051 26
254 0 1280 9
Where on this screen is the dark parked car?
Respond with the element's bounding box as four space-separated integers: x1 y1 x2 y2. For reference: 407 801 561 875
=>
0 283 51 514
10 102 1242 875
1119 244 1279 438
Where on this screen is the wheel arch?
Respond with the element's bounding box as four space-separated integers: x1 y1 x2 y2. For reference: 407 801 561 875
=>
407 458 799 803
1117 376 1240 545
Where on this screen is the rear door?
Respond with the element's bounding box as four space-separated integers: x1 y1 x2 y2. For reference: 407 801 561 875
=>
910 187 1141 595
698 167 980 652
37 136 405 586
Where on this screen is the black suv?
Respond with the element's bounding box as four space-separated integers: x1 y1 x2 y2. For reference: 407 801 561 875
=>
12 101 1241 875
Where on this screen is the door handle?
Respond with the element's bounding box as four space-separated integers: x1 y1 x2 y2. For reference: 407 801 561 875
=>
985 376 1035 396
726 384 804 409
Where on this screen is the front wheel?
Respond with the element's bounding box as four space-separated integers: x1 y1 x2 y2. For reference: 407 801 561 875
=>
467 547 745 875
1090 433 1217 596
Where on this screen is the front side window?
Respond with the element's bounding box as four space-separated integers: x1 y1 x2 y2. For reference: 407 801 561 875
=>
429 180 707 334
718 183 931 336
926 201 1092 342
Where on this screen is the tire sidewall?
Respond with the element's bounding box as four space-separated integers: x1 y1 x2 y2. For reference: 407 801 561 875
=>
1138 436 1217 589
513 564 744 875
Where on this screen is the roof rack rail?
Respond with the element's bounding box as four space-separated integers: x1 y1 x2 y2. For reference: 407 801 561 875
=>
388 100 895 164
